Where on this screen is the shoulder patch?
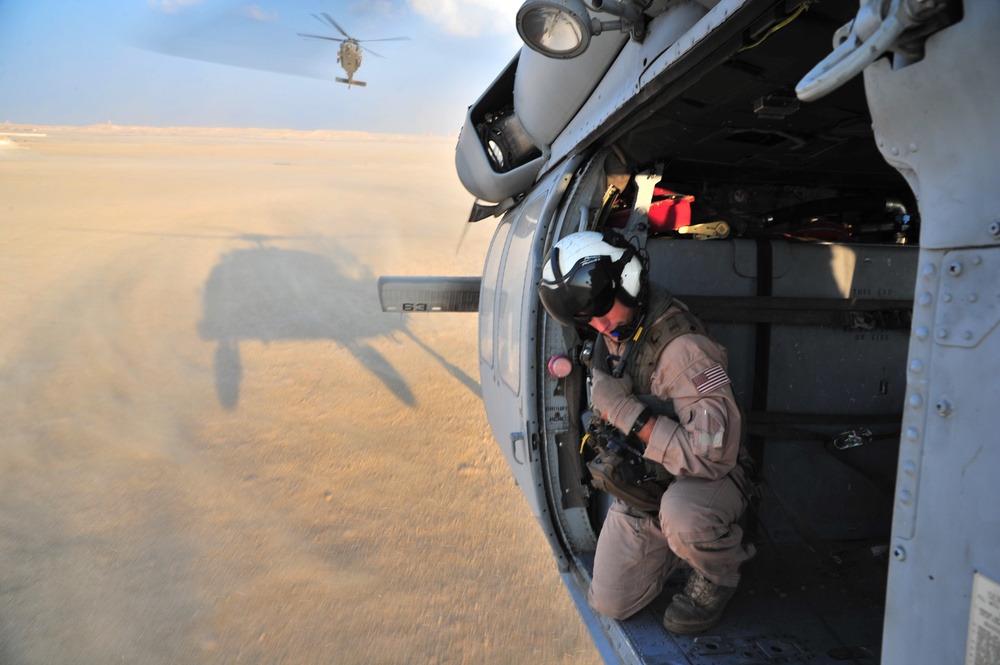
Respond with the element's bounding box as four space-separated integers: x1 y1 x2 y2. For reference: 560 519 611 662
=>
692 363 730 395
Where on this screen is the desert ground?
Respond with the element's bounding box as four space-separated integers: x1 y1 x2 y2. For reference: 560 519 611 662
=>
0 125 601 664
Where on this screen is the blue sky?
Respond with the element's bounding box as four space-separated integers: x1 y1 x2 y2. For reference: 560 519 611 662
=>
0 0 525 135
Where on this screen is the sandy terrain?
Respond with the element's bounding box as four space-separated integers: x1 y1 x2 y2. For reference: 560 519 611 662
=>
0 125 600 664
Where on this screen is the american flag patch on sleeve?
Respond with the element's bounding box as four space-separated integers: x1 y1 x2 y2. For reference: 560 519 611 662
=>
692 363 730 395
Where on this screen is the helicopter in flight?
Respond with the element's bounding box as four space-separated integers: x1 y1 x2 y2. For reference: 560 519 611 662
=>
381 0 997 663
296 13 409 88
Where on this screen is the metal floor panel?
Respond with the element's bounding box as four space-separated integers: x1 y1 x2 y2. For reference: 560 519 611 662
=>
579 542 886 664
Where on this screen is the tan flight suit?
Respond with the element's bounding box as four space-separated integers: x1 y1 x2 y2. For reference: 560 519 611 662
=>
587 291 755 620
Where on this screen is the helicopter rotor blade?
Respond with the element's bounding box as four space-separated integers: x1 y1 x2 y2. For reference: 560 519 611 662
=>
317 13 352 40
357 36 412 43
296 32 345 43
358 44 385 58
311 13 333 30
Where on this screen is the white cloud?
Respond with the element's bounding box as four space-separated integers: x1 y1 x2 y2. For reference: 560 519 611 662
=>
238 4 279 22
407 0 523 38
147 0 203 13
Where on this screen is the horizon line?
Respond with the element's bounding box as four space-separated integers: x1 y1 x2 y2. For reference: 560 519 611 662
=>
0 121 460 142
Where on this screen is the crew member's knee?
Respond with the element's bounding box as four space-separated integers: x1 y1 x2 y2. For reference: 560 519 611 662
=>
659 491 732 561
659 491 702 539
587 583 643 620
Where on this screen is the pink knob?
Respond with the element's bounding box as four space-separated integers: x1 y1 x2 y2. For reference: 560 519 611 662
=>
548 354 573 378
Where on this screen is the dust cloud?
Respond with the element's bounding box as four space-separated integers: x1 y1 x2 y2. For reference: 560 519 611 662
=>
0 125 601 664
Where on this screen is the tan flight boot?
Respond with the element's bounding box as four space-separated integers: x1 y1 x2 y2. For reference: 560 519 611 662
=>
662 569 737 635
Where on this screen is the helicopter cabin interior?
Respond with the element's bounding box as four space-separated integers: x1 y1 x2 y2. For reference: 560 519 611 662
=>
528 4 928 662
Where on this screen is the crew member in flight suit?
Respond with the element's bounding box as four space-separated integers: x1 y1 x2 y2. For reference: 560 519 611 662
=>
538 230 755 634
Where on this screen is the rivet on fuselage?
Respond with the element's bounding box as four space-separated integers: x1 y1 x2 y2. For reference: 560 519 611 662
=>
935 398 953 417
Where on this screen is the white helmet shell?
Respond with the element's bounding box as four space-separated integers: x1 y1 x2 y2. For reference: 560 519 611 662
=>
542 231 642 299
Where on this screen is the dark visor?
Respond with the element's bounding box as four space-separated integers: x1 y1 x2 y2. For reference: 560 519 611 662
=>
538 250 619 327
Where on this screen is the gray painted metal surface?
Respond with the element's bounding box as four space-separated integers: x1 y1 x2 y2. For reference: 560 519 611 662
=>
862 2 1000 662
376 276 480 313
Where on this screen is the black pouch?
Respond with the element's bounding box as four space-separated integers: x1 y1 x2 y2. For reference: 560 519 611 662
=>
586 435 673 513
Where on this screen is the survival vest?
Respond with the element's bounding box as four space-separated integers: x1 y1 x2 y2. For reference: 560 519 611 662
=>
629 288 709 395
585 286 711 512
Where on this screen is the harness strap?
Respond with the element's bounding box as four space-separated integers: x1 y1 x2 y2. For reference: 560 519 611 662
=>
631 308 708 394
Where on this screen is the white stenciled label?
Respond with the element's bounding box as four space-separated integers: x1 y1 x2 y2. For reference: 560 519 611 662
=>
966 571 1000 665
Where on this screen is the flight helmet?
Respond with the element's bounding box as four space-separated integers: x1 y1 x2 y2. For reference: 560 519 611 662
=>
538 231 645 328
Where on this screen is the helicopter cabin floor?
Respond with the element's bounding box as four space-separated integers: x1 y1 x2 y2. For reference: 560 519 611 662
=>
577 541 887 664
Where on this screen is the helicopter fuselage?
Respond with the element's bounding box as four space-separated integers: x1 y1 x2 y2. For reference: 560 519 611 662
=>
337 40 362 78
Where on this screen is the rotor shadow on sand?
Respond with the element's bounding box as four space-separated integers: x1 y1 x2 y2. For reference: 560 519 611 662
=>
198 243 477 410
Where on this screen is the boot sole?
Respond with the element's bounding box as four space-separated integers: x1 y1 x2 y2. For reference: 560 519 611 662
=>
662 616 723 635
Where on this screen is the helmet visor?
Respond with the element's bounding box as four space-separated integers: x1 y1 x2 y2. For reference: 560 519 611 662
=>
538 254 618 327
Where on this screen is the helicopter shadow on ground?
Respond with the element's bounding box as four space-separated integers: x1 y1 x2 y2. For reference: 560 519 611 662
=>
198 242 478 410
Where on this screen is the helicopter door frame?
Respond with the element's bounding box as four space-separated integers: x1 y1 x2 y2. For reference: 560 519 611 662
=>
478 154 589 570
